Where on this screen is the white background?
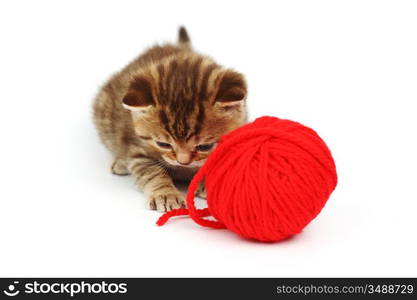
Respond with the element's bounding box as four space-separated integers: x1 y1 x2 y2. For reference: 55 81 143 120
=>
1 0 416 277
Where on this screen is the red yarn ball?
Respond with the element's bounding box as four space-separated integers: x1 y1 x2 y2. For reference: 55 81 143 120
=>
157 116 337 242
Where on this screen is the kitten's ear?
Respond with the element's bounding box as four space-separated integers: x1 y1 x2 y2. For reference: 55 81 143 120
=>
214 71 247 111
122 76 154 113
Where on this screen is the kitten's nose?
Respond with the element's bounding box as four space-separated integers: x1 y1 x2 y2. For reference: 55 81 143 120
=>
176 153 191 165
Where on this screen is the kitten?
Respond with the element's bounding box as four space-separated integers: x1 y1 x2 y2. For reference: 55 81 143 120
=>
93 27 247 212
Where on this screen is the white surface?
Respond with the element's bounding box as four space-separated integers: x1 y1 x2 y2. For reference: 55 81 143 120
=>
1 0 416 277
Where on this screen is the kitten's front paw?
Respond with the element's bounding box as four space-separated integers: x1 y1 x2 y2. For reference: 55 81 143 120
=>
147 189 186 212
196 182 207 199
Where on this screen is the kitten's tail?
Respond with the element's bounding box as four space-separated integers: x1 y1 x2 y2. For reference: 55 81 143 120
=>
178 26 191 48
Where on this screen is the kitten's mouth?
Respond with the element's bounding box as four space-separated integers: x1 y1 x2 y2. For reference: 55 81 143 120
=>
174 164 200 169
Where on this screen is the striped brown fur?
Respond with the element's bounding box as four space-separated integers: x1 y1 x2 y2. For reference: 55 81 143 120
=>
93 27 247 212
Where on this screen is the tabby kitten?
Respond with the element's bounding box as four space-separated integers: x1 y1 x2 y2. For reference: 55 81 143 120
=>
93 27 247 212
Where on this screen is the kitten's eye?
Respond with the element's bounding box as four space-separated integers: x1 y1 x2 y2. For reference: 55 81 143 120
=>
196 143 215 152
156 141 172 149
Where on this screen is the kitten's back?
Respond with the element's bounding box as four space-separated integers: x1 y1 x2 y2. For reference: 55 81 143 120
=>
122 26 191 73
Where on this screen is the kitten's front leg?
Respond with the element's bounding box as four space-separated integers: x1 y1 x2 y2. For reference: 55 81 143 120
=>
128 155 185 212
111 157 130 176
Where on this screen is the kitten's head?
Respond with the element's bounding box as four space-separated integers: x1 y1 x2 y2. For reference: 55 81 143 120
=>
122 55 247 168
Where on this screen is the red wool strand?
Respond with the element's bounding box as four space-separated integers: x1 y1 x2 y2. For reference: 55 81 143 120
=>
157 116 337 242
